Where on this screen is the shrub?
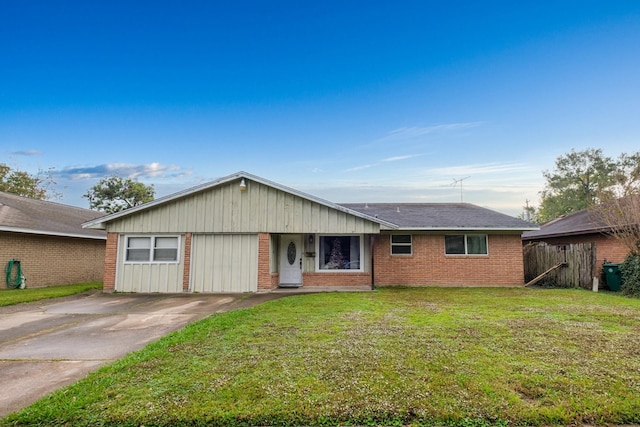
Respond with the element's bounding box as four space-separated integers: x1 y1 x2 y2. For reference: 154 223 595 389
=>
620 253 640 297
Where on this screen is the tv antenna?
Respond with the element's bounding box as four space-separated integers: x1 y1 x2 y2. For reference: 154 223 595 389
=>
451 176 470 202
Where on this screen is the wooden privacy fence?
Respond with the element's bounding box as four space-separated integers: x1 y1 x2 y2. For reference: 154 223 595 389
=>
523 242 597 289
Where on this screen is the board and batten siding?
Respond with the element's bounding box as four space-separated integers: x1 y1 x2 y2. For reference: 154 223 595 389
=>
115 235 184 293
190 234 258 292
104 180 381 234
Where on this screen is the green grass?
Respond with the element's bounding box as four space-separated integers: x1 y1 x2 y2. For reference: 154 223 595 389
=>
3 287 640 426
0 282 102 307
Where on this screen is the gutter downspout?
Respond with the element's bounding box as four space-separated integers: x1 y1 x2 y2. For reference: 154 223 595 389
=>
370 235 375 290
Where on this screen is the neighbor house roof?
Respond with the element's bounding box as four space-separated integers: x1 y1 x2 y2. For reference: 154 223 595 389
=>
83 171 399 230
0 192 106 240
341 203 538 231
522 209 609 241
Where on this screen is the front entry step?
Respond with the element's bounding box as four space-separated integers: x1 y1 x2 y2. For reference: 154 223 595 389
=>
278 283 302 288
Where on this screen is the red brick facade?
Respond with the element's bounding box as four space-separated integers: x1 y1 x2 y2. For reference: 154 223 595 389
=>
101 231 528 292
182 233 192 291
373 233 525 286
0 231 105 289
302 272 372 287
103 232 118 291
258 233 276 290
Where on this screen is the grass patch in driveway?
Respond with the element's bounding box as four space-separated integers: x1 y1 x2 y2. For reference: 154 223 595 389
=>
3 287 640 426
0 282 102 307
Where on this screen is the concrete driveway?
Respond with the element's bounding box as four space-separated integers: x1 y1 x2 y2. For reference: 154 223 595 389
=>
0 290 285 418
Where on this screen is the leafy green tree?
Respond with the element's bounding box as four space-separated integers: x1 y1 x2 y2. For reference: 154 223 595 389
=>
0 163 59 199
538 148 621 222
84 176 155 213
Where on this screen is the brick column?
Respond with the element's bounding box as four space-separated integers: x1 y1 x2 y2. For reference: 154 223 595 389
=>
182 233 192 292
103 232 118 292
257 233 274 291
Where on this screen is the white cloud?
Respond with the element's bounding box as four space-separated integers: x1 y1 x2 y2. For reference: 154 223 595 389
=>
10 149 42 156
344 164 377 172
375 122 484 143
381 154 422 162
344 153 423 172
55 162 190 181
428 162 531 176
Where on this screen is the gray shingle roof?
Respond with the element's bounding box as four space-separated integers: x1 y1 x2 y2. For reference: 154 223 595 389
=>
521 209 609 240
0 192 106 239
340 203 537 230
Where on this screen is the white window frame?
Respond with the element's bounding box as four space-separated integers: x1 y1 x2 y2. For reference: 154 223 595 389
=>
444 234 488 256
391 234 412 255
124 235 181 264
315 234 364 272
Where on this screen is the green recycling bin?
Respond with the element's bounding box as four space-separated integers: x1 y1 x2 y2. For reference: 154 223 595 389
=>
603 263 622 291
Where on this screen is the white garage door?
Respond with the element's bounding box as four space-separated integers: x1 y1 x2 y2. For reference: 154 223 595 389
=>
190 234 258 293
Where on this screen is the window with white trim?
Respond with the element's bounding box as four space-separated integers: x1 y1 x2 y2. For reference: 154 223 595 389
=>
125 236 179 263
445 234 488 255
318 235 362 270
391 234 412 255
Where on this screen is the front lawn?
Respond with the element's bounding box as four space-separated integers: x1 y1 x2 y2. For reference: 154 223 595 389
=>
0 282 102 307
3 287 640 426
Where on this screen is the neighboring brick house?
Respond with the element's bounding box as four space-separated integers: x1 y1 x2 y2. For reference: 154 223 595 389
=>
83 171 536 293
0 192 106 289
521 209 630 273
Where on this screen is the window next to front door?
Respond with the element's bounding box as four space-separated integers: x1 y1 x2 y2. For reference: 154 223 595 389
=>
317 235 362 271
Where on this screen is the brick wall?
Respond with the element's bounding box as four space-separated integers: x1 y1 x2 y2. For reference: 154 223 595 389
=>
258 233 276 290
373 233 525 286
0 231 105 289
102 232 118 291
303 272 372 286
182 232 192 291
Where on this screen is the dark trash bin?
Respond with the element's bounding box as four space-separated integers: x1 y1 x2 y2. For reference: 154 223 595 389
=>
603 263 622 291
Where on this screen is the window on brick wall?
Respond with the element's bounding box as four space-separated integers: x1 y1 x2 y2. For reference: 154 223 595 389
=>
445 234 488 255
391 234 412 255
125 236 180 263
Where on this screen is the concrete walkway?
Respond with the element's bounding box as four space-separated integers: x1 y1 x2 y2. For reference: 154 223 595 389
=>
0 286 372 418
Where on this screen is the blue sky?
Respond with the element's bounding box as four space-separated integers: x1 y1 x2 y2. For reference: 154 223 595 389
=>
2 1 639 216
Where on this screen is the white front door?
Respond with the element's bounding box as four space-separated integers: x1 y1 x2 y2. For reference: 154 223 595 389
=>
279 235 302 287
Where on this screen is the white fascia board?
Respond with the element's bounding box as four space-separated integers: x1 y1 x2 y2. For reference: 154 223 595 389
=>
82 171 399 230
0 226 107 240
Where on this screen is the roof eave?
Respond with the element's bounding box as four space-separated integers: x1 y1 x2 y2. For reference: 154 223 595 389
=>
390 226 540 232
0 226 107 240
522 227 611 240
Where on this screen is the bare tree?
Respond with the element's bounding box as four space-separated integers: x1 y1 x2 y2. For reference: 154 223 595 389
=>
590 193 640 256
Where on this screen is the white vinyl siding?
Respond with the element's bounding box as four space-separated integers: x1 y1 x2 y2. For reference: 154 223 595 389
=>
106 180 380 234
